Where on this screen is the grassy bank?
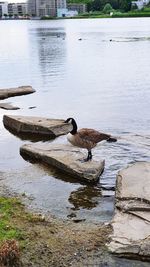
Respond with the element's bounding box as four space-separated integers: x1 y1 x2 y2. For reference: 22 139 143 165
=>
0 196 111 267
0 197 24 243
76 11 150 18
41 9 150 19
111 11 150 17
0 197 47 266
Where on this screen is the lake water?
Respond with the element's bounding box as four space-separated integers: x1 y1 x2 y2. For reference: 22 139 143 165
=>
0 18 150 223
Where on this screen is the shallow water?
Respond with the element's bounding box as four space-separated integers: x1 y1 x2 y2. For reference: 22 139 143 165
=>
0 18 150 223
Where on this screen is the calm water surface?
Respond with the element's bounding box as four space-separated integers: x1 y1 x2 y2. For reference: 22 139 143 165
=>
0 18 150 223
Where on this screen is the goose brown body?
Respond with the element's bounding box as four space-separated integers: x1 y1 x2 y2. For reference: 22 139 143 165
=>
67 128 110 150
64 118 117 161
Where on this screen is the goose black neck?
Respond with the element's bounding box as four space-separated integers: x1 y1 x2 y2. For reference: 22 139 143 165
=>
70 118 77 135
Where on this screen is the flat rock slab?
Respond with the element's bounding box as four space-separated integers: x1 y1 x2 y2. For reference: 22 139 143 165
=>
0 86 35 100
108 162 150 261
3 115 71 138
116 161 150 202
0 103 20 110
20 143 105 183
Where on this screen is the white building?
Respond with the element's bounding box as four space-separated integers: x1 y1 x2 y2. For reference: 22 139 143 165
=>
57 8 78 17
67 3 87 14
0 2 8 17
132 0 150 9
0 1 27 17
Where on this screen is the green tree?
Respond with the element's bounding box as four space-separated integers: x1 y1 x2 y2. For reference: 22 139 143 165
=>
90 0 103 11
109 0 120 9
131 3 138 10
4 14 8 18
103 3 113 13
119 0 131 11
89 0 119 11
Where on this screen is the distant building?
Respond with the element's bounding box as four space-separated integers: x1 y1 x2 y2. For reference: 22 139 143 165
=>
132 0 150 9
36 0 56 17
8 3 27 16
1 0 68 18
57 8 78 17
27 0 36 16
0 1 27 17
8 3 15 15
57 8 67 17
57 0 66 10
27 0 36 17
67 3 87 14
0 2 8 17
27 0 67 18
17 2 27 15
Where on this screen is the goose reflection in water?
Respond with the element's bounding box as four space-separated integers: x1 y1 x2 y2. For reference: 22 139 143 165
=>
68 186 102 211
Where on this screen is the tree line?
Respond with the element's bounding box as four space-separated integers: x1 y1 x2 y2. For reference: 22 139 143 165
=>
68 0 132 12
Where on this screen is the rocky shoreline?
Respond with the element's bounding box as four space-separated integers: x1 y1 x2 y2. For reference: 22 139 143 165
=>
0 86 150 266
0 180 150 267
108 162 150 261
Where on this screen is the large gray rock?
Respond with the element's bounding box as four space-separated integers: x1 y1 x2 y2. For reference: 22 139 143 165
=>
3 115 71 138
108 162 150 261
20 143 105 183
0 86 35 100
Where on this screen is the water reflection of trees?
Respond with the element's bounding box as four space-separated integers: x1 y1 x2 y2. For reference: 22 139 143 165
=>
68 186 102 210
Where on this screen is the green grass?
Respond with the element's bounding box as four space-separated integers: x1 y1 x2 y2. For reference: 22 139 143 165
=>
75 10 150 18
40 10 150 19
0 197 25 243
112 11 150 17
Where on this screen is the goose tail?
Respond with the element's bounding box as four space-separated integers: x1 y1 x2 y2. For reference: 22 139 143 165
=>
107 137 117 142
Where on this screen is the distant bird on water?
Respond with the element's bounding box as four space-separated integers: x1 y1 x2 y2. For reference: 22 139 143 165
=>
64 118 117 162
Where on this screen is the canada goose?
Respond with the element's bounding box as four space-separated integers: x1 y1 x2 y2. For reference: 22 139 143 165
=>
64 118 117 162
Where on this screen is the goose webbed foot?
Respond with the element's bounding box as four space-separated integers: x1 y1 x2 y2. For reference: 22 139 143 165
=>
78 151 92 163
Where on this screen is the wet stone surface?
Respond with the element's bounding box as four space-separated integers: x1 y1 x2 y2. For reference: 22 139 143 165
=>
20 143 105 183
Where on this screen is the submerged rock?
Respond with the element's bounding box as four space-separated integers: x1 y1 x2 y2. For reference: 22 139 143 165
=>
108 162 150 261
0 103 20 110
0 86 35 100
3 115 71 138
20 143 105 183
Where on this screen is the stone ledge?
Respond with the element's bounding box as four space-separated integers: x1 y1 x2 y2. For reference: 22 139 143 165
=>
20 143 105 183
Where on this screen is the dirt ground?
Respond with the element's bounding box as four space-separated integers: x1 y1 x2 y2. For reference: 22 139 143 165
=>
0 184 112 267
21 216 111 267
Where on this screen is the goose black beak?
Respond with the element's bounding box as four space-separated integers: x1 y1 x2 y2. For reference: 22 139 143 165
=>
64 118 70 123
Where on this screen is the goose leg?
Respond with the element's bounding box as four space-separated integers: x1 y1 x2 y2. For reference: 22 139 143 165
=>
78 150 92 163
87 150 92 161
81 150 92 162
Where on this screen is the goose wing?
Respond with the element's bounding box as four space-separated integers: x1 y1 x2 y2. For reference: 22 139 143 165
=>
78 128 110 143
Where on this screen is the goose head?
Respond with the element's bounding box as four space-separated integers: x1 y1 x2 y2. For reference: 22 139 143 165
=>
64 118 77 135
